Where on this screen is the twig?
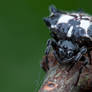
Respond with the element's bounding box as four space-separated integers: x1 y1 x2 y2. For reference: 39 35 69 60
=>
39 53 92 92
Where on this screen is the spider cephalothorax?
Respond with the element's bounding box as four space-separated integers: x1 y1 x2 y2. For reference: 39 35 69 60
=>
56 40 78 60
45 39 88 66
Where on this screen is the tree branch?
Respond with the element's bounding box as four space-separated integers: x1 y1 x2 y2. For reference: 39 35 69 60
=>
39 53 92 92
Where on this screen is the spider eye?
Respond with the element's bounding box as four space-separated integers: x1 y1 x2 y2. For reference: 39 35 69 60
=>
67 51 73 57
59 48 65 56
58 40 62 46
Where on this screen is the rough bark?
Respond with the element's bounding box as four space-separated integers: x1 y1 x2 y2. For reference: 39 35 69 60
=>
39 53 92 92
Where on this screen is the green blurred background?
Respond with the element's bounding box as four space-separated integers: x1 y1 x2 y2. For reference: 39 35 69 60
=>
0 0 92 92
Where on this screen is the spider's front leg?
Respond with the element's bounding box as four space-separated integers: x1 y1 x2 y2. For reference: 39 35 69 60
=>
53 50 62 65
45 38 57 56
68 46 88 71
43 39 57 71
87 47 92 65
74 46 87 62
74 56 89 86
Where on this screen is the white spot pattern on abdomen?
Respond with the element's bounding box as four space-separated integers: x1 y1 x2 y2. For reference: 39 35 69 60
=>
57 15 74 24
67 26 73 37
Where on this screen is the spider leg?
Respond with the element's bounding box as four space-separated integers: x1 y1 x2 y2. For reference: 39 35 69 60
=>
45 39 57 70
45 39 52 55
45 39 52 70
87 51 91 64
53 51 62 65
74 46 87 62
81 56 89 67
50 32 58 41
74 56 89 86
88 48 92 65
68 46 87 71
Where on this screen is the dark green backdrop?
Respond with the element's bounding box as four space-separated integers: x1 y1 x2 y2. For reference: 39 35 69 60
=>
0 0 92 92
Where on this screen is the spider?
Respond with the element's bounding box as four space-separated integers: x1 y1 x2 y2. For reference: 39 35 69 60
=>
43 5 92 66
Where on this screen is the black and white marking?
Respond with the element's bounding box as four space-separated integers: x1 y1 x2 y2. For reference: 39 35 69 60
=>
50 13 92 40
